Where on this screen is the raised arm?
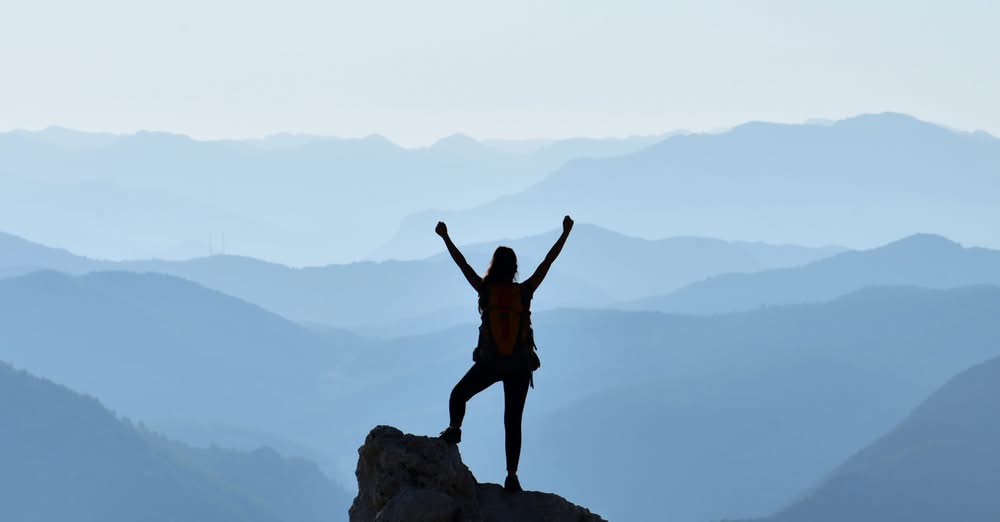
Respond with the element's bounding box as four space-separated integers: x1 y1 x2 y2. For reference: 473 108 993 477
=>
436 221 482 292
524 215 573 292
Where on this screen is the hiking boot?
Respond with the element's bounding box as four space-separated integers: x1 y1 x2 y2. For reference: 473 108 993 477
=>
439 426 461 444
504 474 523 492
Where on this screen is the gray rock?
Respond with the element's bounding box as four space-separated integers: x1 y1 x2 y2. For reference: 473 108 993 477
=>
350 425 480 522
376 488 458 522
477 483 605 522
350 425 606 522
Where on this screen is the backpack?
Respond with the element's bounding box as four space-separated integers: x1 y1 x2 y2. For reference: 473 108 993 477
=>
475 283 541 375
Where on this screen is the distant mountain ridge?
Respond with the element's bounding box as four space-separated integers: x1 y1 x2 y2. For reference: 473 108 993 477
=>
4 126 664 154
441 224 844 301
0 228 95 273
0 127 662 263
630 233 1000 314
0 226 842 333
379 112 1000 259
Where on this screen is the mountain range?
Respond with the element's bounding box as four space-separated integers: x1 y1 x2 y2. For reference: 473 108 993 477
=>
5 264 997 521
5 114 998 265
0 361 350 521
0 128 661 263
630 233 1000 314
0 270 361 466
379 113 1000 259
5 112 1000 520
0 226 842 334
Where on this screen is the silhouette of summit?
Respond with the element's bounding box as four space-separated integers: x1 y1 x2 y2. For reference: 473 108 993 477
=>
350 426 605 522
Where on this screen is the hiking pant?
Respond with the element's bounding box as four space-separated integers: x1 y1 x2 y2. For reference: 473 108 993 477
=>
449 361 531 473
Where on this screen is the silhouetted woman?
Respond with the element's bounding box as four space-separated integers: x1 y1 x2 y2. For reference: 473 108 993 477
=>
436 216 574 492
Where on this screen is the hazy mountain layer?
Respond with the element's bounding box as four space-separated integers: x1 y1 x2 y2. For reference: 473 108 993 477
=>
0 270 362 458
755 354 1000 522
381 113 1000 258
0 128 660 263
0 361 350 521
0 225 841 334
3 267 999 521
630 233 1000 314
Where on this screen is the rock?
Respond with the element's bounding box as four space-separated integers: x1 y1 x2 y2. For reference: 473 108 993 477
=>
350 425 606 522
476 483 605 522
350 426 480 522
376 488 458 522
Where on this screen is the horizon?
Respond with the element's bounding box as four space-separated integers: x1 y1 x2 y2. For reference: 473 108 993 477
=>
0 222 976 269
3 108 998 265
4 111 996 149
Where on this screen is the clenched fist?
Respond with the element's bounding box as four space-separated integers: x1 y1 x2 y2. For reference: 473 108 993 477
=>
562 215 574 233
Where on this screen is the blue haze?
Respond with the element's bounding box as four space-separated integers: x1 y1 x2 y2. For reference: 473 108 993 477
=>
0 362 350 521
3 263 1000 520
383 114 1000 258
0 129 660 264
752 354 1000 522
2 112 1000 521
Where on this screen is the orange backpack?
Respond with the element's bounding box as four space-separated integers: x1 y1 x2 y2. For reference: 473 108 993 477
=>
477 283 540 371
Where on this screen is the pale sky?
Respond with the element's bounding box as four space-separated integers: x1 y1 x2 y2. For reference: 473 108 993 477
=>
1 0 997 146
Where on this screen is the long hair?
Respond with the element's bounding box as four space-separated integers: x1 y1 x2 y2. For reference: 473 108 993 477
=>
483 246 518 286
480 246 518 313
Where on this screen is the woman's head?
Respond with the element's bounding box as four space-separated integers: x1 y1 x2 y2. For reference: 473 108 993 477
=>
484 246 518 284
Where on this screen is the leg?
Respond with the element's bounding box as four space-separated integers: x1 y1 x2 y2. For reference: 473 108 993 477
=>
449 363 501 428
502 371 531 474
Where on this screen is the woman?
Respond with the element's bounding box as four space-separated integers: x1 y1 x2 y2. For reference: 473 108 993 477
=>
436 215 574 492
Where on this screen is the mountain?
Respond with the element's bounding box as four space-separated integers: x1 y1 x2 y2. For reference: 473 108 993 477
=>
349 426 605 522
6 263 1000 521
630 233 1000 314
4 126 120 149
366 286 1000 522
0 173 278 261
755 354 1000 522
0 361 350 521
0 227 840 334
0 229 96 273
0 234 609 333
380 113 1000 257
0 270 364 463
443 224 843 302
0 128 661 264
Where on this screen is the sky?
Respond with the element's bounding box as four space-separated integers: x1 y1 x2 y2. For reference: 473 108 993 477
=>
1 0 997 146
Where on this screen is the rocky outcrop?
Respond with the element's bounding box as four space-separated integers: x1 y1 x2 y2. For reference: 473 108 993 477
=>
350 425 607 522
